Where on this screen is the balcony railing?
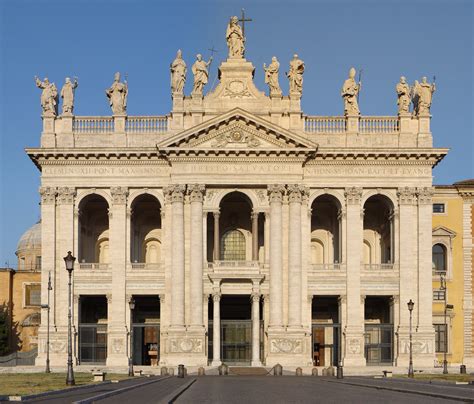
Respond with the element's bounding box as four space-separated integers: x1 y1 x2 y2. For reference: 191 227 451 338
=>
79 263 110 270
125 116 168 133
130 262 162 270
209 260 260 269
72 116 168 134
73 116 114 133
311 263 345 271
304 115 400 134
363 263 395 270
359 117 399 134
304 116 346 133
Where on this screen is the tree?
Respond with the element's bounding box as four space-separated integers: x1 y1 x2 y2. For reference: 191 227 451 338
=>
0 304 9 355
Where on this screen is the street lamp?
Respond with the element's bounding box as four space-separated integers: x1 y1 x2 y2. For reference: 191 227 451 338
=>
443 303 454 374
64 251 76 386
128 297 135 377
40 271 53 373
407 299 414 378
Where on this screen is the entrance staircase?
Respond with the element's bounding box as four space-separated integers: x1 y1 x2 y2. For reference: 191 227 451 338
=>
228 367 269 376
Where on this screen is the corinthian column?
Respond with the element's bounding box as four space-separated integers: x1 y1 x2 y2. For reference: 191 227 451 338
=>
287 185 302 327
251 293 261 366
252 211 259 261
188 184 205 328
212 292 222 366
268 185 285 328
166 185 186 328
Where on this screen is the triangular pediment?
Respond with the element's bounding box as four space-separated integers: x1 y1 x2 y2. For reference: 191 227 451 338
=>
432 226 457 238
158 108 317 153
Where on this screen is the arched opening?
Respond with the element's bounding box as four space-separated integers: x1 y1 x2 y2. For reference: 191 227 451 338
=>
311 195 342 266
130 194 162 265
78 194 109 264
221 229 246 261
363 195 394 268
432 243 447 273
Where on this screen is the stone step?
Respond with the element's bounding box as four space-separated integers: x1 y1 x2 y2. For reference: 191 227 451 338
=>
228 367 269 376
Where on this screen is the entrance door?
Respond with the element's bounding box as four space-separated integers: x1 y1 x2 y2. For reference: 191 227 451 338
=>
132 325 160 366
221 320 252 365
312 325 340 366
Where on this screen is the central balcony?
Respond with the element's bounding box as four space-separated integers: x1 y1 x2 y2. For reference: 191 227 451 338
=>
207 260 263 282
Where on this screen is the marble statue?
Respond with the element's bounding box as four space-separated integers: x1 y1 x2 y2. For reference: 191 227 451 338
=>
192 54 213 94
170 49 187 94
414 76 436 116
35 76 58 116
226 16 245 58
396 76 411 114
106 72 128 115
286 54 305 96
263 57 282 96
341 67 361 115
60 77 78 115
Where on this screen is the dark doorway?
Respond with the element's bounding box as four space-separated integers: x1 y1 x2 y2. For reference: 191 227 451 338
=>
78 295 107 364
364 296 393 365
312 296 340 367
131 295 160 366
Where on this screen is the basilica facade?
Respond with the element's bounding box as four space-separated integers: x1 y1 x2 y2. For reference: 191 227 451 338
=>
28 20 451 371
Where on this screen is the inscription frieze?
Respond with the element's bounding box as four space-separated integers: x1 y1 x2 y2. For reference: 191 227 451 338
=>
305 166 431 177
42 166 168 176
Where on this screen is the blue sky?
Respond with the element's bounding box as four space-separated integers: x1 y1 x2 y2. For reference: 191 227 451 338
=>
0 0 472 266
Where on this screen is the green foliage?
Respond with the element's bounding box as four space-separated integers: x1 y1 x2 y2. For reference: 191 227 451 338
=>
0 305 9 355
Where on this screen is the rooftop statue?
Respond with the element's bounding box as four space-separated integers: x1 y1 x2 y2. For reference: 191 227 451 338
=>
412 76 435 116
106 72 128 115
192 54 213 95
341 67 361 116
396 76 411 115
263 57 282 96
286 54 305 97
226 16 245 58
35 76 58 117
170 49 187 94
60 77 78 115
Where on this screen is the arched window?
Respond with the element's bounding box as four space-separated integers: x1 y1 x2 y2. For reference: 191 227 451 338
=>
220 230 246 261
432 244 447 273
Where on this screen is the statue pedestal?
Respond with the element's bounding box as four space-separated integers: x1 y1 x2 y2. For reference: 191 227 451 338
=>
399 113 415 147
171 93 185 130
113 114 127 147
41 116 56 147
345 115 360 134
56 115 74 148
417 114 432 147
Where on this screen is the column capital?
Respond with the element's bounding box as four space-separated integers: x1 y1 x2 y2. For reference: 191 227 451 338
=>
212 292 222 302
39 186 57 205
397 187 417 205
57 187 76 204
213 210 220 219
417 187 434 205
344 187 363 205
164 184 186 203
267 184 285 203
250 293 261 303
251 210 260 220
187 184 206 203
159 294 166 303
110 186 128 205
287 184 304 203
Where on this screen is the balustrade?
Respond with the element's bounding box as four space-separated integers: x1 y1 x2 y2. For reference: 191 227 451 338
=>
304 115 400 134
304 116 346 133
208 260 260 269
311 263 345 271
359 117 399 134
363 263 396 270
125 116 168 133
72 116 168 134
73 117 114 133
78 263 110 270
129 262 162 270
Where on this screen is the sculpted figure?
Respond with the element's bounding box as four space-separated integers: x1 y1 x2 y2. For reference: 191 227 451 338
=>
106 72 128 115
35 76 58 116
286 54 305 96
411 80 420 116
192 54 213 94
170 49 187 94
60 77 78 115
416 76 436 115
226 16 245 58
396 76 411 114
341 67 361 115
263 57 281 96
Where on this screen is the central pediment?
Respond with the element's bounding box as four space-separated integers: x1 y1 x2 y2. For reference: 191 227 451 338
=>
158 108 317 155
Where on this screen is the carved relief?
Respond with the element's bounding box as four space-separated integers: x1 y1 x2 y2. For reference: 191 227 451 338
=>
187 184 206 202
112 338 125 354
110 187 128 204
268 184 285 203
344 187 363 205
49 339 67 353
400 339 433 354
347 338 361 354
397 187 416 205
169 338 203 353
223 80 252 98
39 186 57 204
211 129 260 148
57 187 76 204
270 338 303 354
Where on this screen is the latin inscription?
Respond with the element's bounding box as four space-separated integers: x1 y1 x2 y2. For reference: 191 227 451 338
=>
42 166 168 176
305 166 431 177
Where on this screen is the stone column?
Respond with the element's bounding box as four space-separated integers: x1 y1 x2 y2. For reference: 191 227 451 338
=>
212 292 222 366
108 186 128 366
343 187 365 366
213 211 220 261
251 293 261 366
188 185 205 328
287 185 302 327
167 185 186 328
264 212 270 264
252 211 259 261
268 185 285 328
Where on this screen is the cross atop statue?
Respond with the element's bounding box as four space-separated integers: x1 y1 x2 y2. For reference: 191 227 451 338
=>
238 8 252 37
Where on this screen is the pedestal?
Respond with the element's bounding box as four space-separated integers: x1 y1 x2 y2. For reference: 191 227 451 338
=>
265 328 312 367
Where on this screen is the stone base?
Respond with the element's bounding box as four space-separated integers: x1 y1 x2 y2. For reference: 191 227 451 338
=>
265 327 312 367
161 327 207 366
397 329 436 368
343 330 366 367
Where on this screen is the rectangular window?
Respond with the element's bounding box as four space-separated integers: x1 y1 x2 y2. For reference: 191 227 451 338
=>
25 284 41 307
433 290 446 301
434 324 447 353
35 256 41 270
433 203 445 213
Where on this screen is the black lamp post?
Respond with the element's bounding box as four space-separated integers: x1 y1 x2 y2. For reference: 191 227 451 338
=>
443 303 454 374
64 251 76 386
40 271 53 373
128 297 135 377
407 299 414 378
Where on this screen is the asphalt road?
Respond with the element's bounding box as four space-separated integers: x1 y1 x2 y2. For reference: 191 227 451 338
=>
8 376 474 404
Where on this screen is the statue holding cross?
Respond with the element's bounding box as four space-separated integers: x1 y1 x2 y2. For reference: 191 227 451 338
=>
226 15 245 59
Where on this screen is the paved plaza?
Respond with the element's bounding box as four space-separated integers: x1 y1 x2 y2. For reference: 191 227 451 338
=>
6 376 472 404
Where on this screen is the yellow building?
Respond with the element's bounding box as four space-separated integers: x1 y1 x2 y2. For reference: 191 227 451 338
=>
432 180 474 368
0 222 42 354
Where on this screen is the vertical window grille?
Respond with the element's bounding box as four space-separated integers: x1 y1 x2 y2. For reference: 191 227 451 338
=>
434 324 447 353
220 230 246 261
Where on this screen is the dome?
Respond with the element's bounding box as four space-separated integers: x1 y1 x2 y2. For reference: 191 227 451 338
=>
16 221 41 254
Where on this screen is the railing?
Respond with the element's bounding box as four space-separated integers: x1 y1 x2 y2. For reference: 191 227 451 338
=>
359 117 399 134
363 263 395 270
311 263 345 271
79 263 110 270
209 260 260 269
304 116 346 133
130 262 162 270
73 117 114 133
125 116 168 133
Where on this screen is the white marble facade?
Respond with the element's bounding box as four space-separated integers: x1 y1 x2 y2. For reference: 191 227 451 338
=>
30 43 447 370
